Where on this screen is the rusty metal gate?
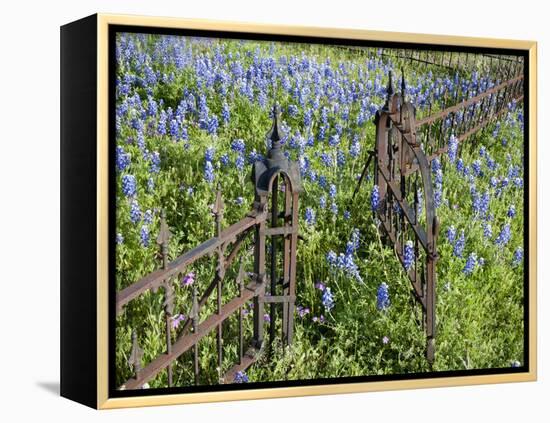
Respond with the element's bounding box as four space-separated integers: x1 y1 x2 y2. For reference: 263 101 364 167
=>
117 106 302 389
355 55 524 363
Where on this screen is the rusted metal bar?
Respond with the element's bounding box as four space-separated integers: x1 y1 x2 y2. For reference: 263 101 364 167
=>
269 175 278 350
213 185 225 381
123 278 265 390
190 285 200 385
222 345 261 384
237 260 245 364
282 186 292 341
261 294 296 304
128 330 143 384
157 210 173 387
417 75 523 127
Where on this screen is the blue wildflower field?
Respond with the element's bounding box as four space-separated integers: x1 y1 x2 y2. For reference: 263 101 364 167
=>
114 32 525 388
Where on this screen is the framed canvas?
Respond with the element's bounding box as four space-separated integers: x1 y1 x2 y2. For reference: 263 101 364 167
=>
60 13 537 409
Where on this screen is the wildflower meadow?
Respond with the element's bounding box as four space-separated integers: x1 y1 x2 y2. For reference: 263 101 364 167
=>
114 32 525 388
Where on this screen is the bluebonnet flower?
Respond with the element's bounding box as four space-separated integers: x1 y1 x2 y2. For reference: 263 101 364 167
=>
483 222 493 240
508 205 516 218
318 175 327 188
235 154 245 171
116 146 131 172
343 210 351 219
220 154 230 166
319 195 327 209
490 176 498 188
513 247 523 267
349 228 361 252
235 196 244 206
157 110 167 136
501 177 509 188
337 150 346 167
453 230 465 258
328 134 340 147
479 145 487 158
326 247 362 283
376 282 390 310
326 251 338 266
495 224 511 247
349 135 361 158
205 147 216 162
204 160 215 184
303 108 313 127
448 134 458 163
431 158 441 173
150 151 161 173
371 185 380 211
169 119 179 138
130 199 141 224
234 371 249 383
147 97 158 117
206 116 218 135
305 207 316 226
144 209 153 225
478 257 485 266
513 177 523 189
288 104 299 117
140 225 150 247
480 190 490 217
403 240 415 271
122 175 137 197
472 160 482 177
463 252 477 275
181 126 188 141
492 122 501 137
116 233 124 245
329 184 337 199
447 225 456 243
231 139 246 154
456 158 465 174
321 287 335 312
330 202 338 215
221 101 230 124
511 360 521 368
320 152 333 167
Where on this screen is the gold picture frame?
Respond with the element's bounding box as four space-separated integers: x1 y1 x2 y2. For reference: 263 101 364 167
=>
60 13 537 409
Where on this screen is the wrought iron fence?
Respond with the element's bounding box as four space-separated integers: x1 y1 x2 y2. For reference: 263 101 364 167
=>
117 106 302 389
354 57 524 363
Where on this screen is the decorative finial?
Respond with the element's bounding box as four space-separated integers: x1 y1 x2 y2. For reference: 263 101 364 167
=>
189 285 200 322
266 104 287 170
156 209 171 247
213 183 224 216
387 71 394 97
128 330 143 377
